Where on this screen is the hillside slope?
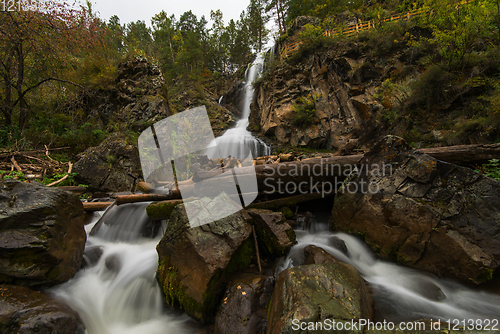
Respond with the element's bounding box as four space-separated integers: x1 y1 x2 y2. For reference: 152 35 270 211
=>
248 15 500 154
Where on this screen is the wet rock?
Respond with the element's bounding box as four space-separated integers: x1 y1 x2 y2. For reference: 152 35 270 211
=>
156 193 254 324
214 273 273 334
0 180 86 287
0 284 85 334
73 133 142 192
267 263 373 334
247 209 296 258
331 135 500 285
409 277 446 302
81 246 104 268
104 254 122 273
328 236 349 255
304 245 339 265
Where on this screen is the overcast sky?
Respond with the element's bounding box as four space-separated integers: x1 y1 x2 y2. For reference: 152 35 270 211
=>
92 0 251 28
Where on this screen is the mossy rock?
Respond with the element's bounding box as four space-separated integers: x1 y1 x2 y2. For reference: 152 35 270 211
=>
156 193 254 323
146 199 183 221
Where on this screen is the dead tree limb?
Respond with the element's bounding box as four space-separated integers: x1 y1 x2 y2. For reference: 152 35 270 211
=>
47 162 73 187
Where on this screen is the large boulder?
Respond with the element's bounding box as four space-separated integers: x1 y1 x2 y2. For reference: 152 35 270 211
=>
0 284 85 333
267 263 373 334
0 180 86 287
331 136 500 285
214 273 273 334
73 133 142 192
156 193 255 324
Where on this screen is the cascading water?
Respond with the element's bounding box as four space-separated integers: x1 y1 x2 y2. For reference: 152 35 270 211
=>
51 207 500 333
280 216 500 324
51 206 195 334
206 53 271 159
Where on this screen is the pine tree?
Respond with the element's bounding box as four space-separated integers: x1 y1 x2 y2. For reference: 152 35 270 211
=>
247 0 270 52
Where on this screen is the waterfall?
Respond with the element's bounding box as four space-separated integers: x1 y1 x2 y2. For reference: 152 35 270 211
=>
206 53 271 159
51 206 195 334
279 218 500 323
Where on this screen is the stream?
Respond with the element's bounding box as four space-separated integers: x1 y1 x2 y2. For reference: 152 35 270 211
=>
279 215 500 324
51 51 500 333
52 207 500 334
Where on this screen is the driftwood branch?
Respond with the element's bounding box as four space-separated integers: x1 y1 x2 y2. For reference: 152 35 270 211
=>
44 145 58 164
253 225 262 274
47 162 73 187
10 156 22 172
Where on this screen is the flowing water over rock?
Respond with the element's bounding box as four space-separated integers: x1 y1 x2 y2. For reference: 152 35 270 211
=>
206 53 270 159
279 216 500 324
51 206 194 334
51 204 500 332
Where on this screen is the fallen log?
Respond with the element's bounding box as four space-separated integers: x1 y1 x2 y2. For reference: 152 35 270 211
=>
115 190 182 206
193 143 500 197
10 156 22 172
83 202 114 211
194 155 362 183
247 191 334 211
194 155 361 197
418 143 500 166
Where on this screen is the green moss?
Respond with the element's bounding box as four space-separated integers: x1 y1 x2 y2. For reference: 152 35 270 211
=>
146 201 181 221
157 259 205 319
226 238 255 275
380 246 398 261
157 237 255 324
477 268 494 284
397 251 411 265
280 206 294 219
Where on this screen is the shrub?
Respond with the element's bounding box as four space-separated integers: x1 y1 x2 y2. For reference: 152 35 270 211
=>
409 64 453 111
292 93 321 127
475 159 500 181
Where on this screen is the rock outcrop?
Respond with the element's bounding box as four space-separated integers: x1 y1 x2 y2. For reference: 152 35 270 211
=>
73 133 142 192
330 136 500 285
267 262 373 334
87 56 169 132
250 43 384 150
0 180 86 287
156 193 255 323
0 284 85 334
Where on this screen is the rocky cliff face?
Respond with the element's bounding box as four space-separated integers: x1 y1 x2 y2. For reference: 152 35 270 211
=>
250 44 386 150
84 55 235 137
85 56 169 132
